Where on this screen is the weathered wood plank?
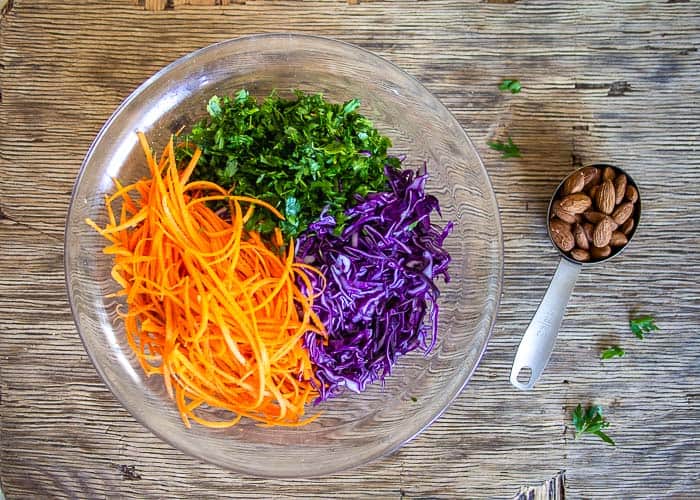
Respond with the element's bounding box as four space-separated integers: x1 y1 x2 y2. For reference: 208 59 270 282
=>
1 0 699 498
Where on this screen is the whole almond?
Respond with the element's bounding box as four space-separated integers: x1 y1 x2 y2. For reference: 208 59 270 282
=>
584 210 606 224
562 171 586 195
560 193 592 214
593 216 616 247
550 217 572 235
570 248 591 262
582 222 594 243
621 218 635 235
552 199 577 223
612 201 634 225
614 173 627 205
550 225 575 252
573 223 589 250
625 185 638 203
591 245 611 259
603 166 616 181
610 230 628 247
580 166 601 188
550 218 575 252
588 184 600 200
596 179 616 214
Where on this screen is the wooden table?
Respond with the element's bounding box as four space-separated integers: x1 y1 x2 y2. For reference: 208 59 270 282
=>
1 1 699 497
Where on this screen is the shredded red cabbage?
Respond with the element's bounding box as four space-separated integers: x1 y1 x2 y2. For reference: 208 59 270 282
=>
297 166 453 402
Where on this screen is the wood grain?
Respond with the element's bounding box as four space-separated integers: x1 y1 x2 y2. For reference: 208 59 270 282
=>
1 0 699 498
137 0 378 9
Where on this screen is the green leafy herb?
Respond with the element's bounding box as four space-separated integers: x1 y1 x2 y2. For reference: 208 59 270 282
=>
572 403 615 446
280 195 302 237
499 79 522 94
206 95 222 117
406 220 420 231
629 315 658 339
410 396 418 402
487 137 521 159
601 346 625 359
178 89 400 239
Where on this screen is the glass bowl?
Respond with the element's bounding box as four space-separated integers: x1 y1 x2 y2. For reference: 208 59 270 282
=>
65 34 503 477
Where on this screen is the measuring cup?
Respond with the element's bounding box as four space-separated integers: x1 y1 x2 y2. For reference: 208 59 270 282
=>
510 164 641 390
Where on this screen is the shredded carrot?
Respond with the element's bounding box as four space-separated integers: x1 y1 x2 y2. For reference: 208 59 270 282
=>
87 132 326 428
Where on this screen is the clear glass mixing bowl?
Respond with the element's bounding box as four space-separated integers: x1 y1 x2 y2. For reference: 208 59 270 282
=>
65 34 503 477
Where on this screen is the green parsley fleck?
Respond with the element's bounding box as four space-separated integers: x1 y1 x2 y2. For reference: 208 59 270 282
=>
499 79 522 94
601 346 625 360
629 315 658 339
572 403 615 446
406 220 420 231
487 137 521 159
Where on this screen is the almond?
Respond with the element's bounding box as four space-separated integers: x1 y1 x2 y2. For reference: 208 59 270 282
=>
610 230 628 247
562 170 586 195
551 199 577 223
614 173 627 205
625 185 638 203
570 248 590 262
612 201 634 225
621 218 635 235
591 245 611 259
582 222 594 243
551 228 575 252
549 218 575 252
573 223 589 250
596 179 616 214
603 166 616 181
588 184 599 200
593 216 616 247
580 166 601 188
584 210 606 224
560 193 592 214
550 217 571 235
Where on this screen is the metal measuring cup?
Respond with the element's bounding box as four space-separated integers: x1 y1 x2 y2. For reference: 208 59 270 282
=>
510 164 642 390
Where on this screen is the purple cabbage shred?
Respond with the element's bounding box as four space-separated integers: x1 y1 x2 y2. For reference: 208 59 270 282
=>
296 165 453 402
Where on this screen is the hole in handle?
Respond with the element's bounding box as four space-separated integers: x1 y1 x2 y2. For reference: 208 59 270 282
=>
516 366 532 385
510 364 536 390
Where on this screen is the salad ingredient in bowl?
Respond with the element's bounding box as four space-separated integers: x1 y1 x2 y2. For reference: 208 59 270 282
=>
178 89 400 238
297 166 453 402
87 133 326 428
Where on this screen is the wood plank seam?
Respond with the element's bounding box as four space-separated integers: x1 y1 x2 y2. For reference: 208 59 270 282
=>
136 0 384 9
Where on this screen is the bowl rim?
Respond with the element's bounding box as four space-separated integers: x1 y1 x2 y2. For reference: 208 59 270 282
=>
64 32 504 477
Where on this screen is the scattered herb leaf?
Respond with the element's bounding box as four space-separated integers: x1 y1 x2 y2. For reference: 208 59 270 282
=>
410 396 418 402
629 315 658 339
178 90 400 239
499 79 522 94
487 137 521 159
601 346 625 359
572 403 615 446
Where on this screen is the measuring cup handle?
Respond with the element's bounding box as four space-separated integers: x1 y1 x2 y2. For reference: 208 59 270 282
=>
510 258 581 390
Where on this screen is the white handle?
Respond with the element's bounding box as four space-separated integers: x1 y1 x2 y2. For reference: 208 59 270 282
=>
510 258 581 390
